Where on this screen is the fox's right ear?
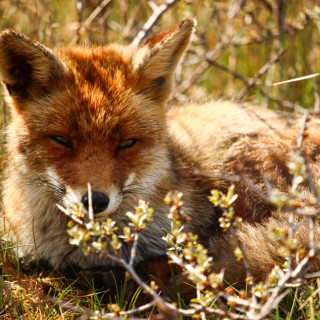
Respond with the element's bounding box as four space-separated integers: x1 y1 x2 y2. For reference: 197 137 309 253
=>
133 18 195 104
0 30 67 103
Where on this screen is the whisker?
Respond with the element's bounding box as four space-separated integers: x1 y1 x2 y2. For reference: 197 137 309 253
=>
20 174 65 199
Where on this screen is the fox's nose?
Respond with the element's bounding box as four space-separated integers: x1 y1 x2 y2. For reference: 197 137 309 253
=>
81 191 110 214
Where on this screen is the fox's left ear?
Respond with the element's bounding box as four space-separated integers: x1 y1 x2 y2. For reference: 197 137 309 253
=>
134 18 195 103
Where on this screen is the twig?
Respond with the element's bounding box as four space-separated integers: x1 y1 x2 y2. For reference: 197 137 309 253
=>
184 49 298 110
79 0 111 38
296 111 309 149
74 0 85 44
312 49 320 113
2 101 7 128
46 294 88 315
225 0 246 93
87 182 94 221
177 43 226 95
273 73 320 87
1 279 22 317
98 301 155 319
195 169 271 203
254 256 311 320
56 204 84 225
295 111 318 197
129 232 139 267
94 245 180 319
234 49 286 102
175 304 247 319
295 111 318 259
168 255 248 319
131 0 180 46
309 217 316 257
303 271 320 279
230 226 256 288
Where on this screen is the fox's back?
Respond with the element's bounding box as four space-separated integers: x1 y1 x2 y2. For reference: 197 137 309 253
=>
169 101 303 154
169 101 320 221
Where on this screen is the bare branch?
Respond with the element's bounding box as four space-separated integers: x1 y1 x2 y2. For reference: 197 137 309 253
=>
296 111 309 149
129 232 139 267
181 49 298 110
234 49 286 102
81 0 111 33
131 0 180 46
87 182 94 221
255 256 311 320
72 0 112 44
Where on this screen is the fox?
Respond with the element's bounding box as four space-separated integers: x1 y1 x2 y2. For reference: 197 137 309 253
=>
1 18 320 293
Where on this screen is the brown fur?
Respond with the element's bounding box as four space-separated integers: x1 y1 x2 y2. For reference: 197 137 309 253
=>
1 19 320 294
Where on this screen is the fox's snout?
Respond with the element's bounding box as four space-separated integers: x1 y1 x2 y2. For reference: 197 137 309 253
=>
81 191 110 214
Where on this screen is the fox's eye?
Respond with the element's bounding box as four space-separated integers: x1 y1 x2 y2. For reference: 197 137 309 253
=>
117 139 137 151
50 136 73 150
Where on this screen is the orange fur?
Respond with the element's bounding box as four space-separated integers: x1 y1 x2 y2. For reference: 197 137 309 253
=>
1 19 320 294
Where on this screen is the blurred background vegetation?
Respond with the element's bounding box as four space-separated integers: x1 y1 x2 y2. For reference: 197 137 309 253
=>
1 0 320 112
1 0 320 171
0 2 319 183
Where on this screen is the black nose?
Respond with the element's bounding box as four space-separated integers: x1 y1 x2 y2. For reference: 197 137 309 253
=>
81 191 110 214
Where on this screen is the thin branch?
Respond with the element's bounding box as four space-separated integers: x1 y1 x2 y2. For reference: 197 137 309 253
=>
87 182 94 221
255 256 311 320
95 247 180 319
74 0 85 44
1 279 22 317
99 301 155 319
72 0 111 44
177 43 225 95
56 204 84 225
129 232 139 267
312 49 320 113
296 111 309 149
195 169 271 203
230 226 256 288
182 49 299 110
131 0 180 46
83 0 111 30
2 101 7 128
235 49 286 102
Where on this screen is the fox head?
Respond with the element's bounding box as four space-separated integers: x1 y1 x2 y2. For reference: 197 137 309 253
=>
0 19 195 219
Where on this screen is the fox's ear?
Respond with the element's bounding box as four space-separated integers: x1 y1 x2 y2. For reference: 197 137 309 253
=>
0 30 67 102
134 18 195 103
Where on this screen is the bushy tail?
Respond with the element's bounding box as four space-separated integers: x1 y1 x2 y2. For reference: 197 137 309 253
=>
208 214 320 288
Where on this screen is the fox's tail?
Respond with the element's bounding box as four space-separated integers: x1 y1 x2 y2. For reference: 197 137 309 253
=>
207 214 320 288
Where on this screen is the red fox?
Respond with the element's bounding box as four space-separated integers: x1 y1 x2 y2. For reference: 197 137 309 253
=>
1 19 320 290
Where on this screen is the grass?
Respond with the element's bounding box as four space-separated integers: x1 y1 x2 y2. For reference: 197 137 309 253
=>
1 0 320 319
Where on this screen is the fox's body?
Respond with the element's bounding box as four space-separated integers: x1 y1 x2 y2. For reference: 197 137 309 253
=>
1 19 320 288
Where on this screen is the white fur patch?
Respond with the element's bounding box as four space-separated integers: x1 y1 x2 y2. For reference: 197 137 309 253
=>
139 147 169 195
46 168 60 187
124 172 136 188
